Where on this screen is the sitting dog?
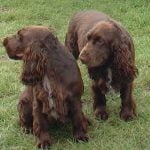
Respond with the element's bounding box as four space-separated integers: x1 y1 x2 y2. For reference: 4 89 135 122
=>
65 11 138 121
3 26 89 148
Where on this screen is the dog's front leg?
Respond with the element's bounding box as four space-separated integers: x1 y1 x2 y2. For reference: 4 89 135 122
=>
69 96 89 142
92 79 109 120
32 87 52 149
120 82 136 121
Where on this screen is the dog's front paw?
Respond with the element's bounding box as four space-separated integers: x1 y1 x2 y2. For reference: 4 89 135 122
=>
74 131 89 142
37 133 52 149
95 107 109 120
120 107 136 121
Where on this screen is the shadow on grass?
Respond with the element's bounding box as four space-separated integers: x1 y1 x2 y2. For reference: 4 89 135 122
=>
48 121 73 143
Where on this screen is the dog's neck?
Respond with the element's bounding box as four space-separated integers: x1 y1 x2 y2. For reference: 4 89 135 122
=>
43 75 58 119
42 73 68 122
88 61 111 80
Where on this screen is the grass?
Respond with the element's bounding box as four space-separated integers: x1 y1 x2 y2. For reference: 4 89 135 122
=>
0 0 150 149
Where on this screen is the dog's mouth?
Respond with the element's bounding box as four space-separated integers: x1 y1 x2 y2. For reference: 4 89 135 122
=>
80 57 89 65
9 55 22 60
86 59 107 68
8 53 24 60
79 54 91 65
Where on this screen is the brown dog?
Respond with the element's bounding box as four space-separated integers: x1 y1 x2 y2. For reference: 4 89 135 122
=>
3 26 89 148
65 11 138 121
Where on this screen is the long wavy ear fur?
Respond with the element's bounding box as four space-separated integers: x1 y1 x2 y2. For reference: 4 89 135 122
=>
65 28 79 59
21 41 47 85
111 25 138 82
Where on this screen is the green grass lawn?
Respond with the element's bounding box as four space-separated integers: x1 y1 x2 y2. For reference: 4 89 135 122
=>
0 0 150 149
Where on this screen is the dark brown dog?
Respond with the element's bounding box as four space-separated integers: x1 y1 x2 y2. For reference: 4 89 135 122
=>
65 11 138 121
3 26 89 148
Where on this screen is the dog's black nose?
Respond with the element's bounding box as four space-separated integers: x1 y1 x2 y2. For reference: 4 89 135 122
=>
3 37 8 46
79 52 90 64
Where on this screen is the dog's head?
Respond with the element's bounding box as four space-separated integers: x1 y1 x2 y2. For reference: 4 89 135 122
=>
79 21 138 81
79 21 116 68
3 26 51 60
3 26 54 85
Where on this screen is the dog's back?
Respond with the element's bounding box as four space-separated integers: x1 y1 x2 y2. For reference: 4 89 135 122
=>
65 11 110 58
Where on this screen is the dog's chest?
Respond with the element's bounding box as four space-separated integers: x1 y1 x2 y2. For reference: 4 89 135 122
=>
105 68 112 90
43 75 58 120
98 68 119 93
104 68 121 92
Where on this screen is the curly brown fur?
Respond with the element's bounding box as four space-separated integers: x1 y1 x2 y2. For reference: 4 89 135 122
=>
3 26 89 148
21 42 47 85
17 86 33 133
65 11 138 121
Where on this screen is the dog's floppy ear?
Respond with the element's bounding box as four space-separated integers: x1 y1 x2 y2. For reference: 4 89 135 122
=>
111 28 138 82
21 41 47 85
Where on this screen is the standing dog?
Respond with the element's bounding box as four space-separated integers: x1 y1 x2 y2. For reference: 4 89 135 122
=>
3 26 89 148
65 11 138 121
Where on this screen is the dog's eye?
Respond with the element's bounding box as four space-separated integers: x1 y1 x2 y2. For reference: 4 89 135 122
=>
19 35 23 42
95 36 104 45
17 31 23 42
87 35 92 41
17 34 23 42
